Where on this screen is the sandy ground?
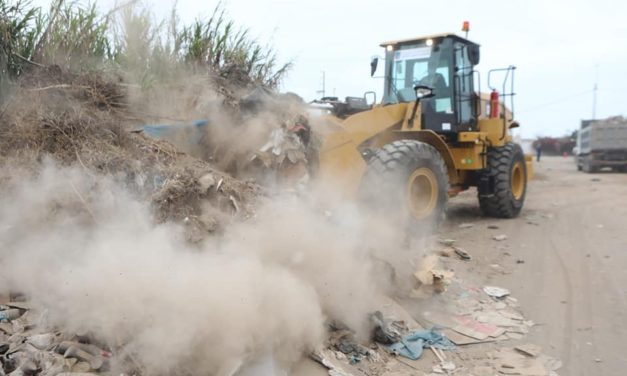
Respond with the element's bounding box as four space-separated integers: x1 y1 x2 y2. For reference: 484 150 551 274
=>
442 155 627 376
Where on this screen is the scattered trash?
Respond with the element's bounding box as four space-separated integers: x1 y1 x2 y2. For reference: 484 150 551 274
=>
198 173 216 191
493 234 508 241
0 308 22 321
458 223 474 229
483 286 511 299
310 350 354 376
370 311 404 344
452 316 503 340
432 359 456 374
414 255 455 292
229 195 240 212
453 247 472 261
439 238 456 246
349 354 362 364
440 361 456 371
437 248 454 258
385 328 455 360
515 344 542 358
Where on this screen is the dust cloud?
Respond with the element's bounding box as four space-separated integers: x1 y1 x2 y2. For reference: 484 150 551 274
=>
0 159 423 375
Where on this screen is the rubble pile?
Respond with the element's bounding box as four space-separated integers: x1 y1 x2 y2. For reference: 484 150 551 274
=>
0 300 114 376
0 66 261 239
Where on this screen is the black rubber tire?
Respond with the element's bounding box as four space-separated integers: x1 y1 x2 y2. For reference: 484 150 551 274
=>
360 140 449 230
582 159 598 173
478 143 527 218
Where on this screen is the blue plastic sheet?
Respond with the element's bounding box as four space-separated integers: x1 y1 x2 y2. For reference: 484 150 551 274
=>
142 119 209 146
385 328 455 360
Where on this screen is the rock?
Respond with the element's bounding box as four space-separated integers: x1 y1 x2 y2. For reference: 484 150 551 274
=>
493 234 508 241
459 223 474 229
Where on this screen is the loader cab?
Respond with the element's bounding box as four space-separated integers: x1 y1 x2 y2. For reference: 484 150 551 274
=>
381 34 480 136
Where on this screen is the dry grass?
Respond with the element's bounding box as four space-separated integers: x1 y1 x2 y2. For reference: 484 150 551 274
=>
0 68 260 241
0 1 291 90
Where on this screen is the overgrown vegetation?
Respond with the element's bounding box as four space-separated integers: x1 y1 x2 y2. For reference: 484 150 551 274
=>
0 0 290 89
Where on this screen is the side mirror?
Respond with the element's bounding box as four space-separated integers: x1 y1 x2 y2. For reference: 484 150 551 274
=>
413 85 435 99
370 57 378 77
468 45 480 65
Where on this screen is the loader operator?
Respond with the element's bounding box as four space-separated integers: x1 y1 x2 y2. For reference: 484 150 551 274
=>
417 58 448 97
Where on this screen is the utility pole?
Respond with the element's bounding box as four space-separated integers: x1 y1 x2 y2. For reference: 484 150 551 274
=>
592 65 599 120
316 71 326 98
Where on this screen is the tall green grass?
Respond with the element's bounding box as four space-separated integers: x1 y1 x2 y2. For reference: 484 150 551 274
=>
0 0 290 88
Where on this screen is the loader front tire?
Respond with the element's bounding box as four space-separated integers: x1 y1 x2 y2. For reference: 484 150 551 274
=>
478 143 527 218
361 140 449 231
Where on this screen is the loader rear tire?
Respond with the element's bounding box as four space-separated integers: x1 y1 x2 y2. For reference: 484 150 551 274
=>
361 140 449 231
478 143 527 218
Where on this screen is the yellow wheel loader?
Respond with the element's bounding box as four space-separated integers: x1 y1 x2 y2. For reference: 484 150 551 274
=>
314 33 532 226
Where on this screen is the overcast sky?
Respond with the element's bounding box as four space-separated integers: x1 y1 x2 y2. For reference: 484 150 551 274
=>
34 0 627 138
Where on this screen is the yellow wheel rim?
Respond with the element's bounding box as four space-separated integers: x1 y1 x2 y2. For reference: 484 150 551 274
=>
406 167 438 220
511 162 525 200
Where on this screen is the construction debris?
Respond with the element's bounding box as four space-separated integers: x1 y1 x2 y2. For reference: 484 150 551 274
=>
483 286 511 299
0 304 111 375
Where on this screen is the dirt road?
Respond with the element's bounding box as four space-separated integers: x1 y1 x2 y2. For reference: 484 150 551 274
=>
442 155 627 376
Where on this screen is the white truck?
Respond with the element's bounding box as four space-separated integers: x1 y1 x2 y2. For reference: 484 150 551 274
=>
576 117 627 173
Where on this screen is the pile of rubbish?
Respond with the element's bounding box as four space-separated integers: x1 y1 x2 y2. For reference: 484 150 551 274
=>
0 67 310 240
0 299 113 376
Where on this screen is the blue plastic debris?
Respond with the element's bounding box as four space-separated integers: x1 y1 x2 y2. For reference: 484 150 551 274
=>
0 309 21 321
142 119 209 146
350 354 362 364
385 328 455 360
